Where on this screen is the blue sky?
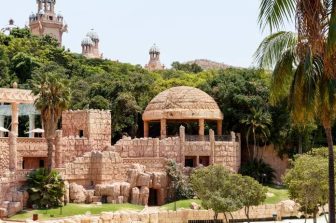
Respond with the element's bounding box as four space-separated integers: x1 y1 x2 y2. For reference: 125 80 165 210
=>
0 0 293 68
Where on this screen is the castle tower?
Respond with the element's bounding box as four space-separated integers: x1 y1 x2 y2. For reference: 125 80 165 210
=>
1 19 18 35
29 0 67 45
145 44 165 71
81 29 102 59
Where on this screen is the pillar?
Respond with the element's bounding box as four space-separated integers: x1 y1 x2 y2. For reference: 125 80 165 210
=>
29 114 35 138
144 121 149 138
217 120 223 136
0 115 5 137
209 129 215 164
160 119 167 139
198 119 205 136
11 102 19 136
9 131 17 171
55 130 63 168
179 125 186 165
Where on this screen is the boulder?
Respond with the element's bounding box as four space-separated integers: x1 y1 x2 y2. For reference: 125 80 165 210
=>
139 186 149 206
152 172 167 189
69 183 86 203
136 173 151 187
190 202 201 210
131 187 140 205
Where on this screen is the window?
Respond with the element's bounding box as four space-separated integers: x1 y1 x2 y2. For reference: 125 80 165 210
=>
185 156 197 168
39 160 45 168
79 130 84 138
49 16 53 20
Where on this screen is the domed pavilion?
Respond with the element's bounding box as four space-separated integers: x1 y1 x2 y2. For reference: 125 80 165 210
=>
143 86 223 138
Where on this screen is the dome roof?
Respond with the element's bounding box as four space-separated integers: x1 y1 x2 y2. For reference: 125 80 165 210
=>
143 86 223 121
29 12 35 19
81 36 93 46
57 12 63 18
149 44 160 54
86 29 99 41
38 9 45 15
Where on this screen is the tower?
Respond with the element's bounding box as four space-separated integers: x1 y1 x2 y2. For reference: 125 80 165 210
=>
29 0 67 45
145 44 165 71
81 29 102 59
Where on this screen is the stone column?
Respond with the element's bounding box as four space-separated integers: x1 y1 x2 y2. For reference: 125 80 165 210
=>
210 129 215 164
29 114 35 138
198 119 205 136
217 120 223 136
11 102 19 136
0 115 5 137
8 131 17 171
160 119 167 139
179 125 186 165
144 121 149 138
55 130 63 168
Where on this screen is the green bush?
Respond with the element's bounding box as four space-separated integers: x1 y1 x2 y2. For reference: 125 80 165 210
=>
27 168 65 209
239 159 275 184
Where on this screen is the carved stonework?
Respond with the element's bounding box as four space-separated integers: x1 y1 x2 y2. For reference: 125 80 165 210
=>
0 88 36 104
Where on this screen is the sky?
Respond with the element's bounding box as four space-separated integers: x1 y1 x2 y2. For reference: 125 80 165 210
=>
0 0 293 68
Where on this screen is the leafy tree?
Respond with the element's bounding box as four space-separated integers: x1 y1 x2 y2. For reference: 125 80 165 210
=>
284 154 329 223
191 165 243 222
257 1 336 221
171 61 203 73
166 160 194 201
27 168 65 209
10 52 38 83
30 63 71 171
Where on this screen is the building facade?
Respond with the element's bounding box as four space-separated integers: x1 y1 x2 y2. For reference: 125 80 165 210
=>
28 0 67 45
145 44 165 71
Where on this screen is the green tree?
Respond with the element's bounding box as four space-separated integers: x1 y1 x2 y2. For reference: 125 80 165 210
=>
191 165 243 222
27 168 65 209
30 63 71 172
284 154 328 223
257 1 336 221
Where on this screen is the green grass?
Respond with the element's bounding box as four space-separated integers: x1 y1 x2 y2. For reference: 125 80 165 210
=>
160 199 202 211
9 203 144 221
264 185 289 204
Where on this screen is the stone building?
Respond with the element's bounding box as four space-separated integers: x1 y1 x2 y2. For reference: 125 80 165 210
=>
145 44 165 71
1 19 18 36
0 84 240 217
81 29 102 59
28 0 67 45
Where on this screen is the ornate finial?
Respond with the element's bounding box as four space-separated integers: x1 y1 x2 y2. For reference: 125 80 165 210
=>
12 82 18 89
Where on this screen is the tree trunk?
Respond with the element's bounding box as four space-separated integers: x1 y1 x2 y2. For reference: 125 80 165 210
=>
313 211 317 223
224 213 228 223
324 126 335 223
253 127 256 159
298 134 303 154
214 212 218 223
322 205 329 223
245 207 250 223
47 138 54 173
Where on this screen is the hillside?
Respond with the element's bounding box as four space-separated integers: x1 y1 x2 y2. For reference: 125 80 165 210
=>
185 59 231 70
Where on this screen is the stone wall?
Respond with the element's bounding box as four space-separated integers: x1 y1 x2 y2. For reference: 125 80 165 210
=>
17 138 47 169
213 141 241 172
0 138 9 173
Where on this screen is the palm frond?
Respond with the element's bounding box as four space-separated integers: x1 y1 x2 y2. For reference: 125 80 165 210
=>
254 31 297 69
258 0 296 32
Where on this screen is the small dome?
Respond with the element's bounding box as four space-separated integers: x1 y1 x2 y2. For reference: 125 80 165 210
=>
57 12 63 18
143 86 223 121
29 12 35 19
38 9 45 15
86 29 99 41
81 36 93 46
149 44 160 54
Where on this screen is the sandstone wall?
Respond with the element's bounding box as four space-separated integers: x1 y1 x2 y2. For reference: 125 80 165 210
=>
213 141 241 172
17 138 47 169
0 138 9 173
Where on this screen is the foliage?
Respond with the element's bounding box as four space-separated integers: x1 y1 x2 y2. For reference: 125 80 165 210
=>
284 153 329 221
171 61 203 73
166 160 194 201
239 159 275 184
27 168 65 209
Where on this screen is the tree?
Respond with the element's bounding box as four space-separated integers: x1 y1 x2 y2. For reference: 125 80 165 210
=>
284 154 329 223
191 165 244 222
27 168 65 209
30 63 71 172
240 107 272 159
257 1 336 221
236 175 267 223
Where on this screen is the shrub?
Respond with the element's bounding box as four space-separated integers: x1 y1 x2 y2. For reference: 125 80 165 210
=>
27 168 65 209
239 159 275 184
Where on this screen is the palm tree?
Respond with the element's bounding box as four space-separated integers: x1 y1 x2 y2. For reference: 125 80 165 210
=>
241 107 272 159
257 1 336 222
30 63 71 172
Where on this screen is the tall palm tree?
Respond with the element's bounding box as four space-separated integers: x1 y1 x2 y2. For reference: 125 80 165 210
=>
30 63 71 172
257 1 336 222
241 107 272 159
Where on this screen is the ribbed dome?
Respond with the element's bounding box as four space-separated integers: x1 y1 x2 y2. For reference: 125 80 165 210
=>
38 9 45 15
86 29 99 41
81 36 93 46
149 44 160 54
57 12 63 18
143 86 223 121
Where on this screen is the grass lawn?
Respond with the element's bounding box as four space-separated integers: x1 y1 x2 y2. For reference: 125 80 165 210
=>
264 185 289 204
160 199 202 211
9 203 144 221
